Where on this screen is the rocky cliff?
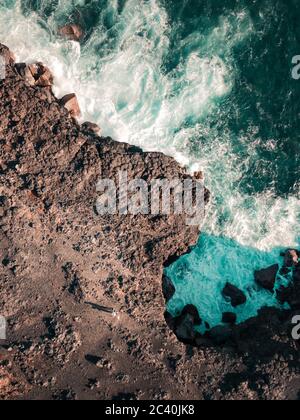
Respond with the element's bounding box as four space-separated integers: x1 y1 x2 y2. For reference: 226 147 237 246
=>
0 44 300 400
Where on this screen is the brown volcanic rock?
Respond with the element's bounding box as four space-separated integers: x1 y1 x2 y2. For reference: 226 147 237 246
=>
82 121 101 135
222 312 237 325
0 44 203 399
167 305 202 344
59 93 81 118
16 62 53 87
1 44 300 401
255 264 279 291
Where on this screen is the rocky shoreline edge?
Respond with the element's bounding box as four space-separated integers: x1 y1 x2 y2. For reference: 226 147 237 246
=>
0 43 300 400
163 249 300 346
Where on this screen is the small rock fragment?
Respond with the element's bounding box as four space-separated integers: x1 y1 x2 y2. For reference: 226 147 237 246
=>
58 24 83 42
222 283 247 307
162 275 176 302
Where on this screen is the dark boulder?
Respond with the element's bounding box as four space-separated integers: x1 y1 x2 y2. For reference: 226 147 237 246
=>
164 311 176 330
208 325 233 345
174 312 196 343
0 44 15 65
16 62 53 87
60 93 81 118
162 275 176 303
82 121 101 135
276 282 300 310
222 312 237 325
222 283 247 307
279 266 290 276
276 286 289 304
58 24 83 42
254 264 279 291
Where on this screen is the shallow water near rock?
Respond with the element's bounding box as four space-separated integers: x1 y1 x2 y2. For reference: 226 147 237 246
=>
165 234 293 331
1 0 299 327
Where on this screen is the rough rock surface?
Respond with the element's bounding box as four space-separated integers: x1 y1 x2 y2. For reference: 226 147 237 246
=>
255 264 279 292
222 283 247 308
283 250 299 268
59 93 81 118
1 44 300 400
58 24 83 42
222 313 237 325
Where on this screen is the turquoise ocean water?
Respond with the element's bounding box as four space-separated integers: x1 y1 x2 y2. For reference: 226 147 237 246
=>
1 0 299 328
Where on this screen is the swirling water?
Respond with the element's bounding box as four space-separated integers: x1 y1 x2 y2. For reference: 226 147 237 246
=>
1 0 299 328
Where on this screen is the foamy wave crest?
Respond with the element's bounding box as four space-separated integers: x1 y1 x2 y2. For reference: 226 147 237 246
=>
0 0 246 159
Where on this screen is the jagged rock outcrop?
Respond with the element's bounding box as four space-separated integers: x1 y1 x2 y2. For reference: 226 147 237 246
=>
0 43 205 399
222 312 237 325
16 62 53 87
283 249 299 268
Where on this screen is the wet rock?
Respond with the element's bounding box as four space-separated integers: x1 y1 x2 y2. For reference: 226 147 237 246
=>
82 121 101 135
194 334 212 347
28 63 53 87
194 171 204 180
209 325 233 345
58 24 83 42
294 265 300 282
181 305 202 326
222 283 246 307
279 266 290 276
16 63 53 87
174 312 196 343
283 249 299 268
0 44 15 65
276 286 289 304
165 305 201 344
162 275 175 302
254 264 279 291
164 311 176 330
59 93 81 118
222 312 237 325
